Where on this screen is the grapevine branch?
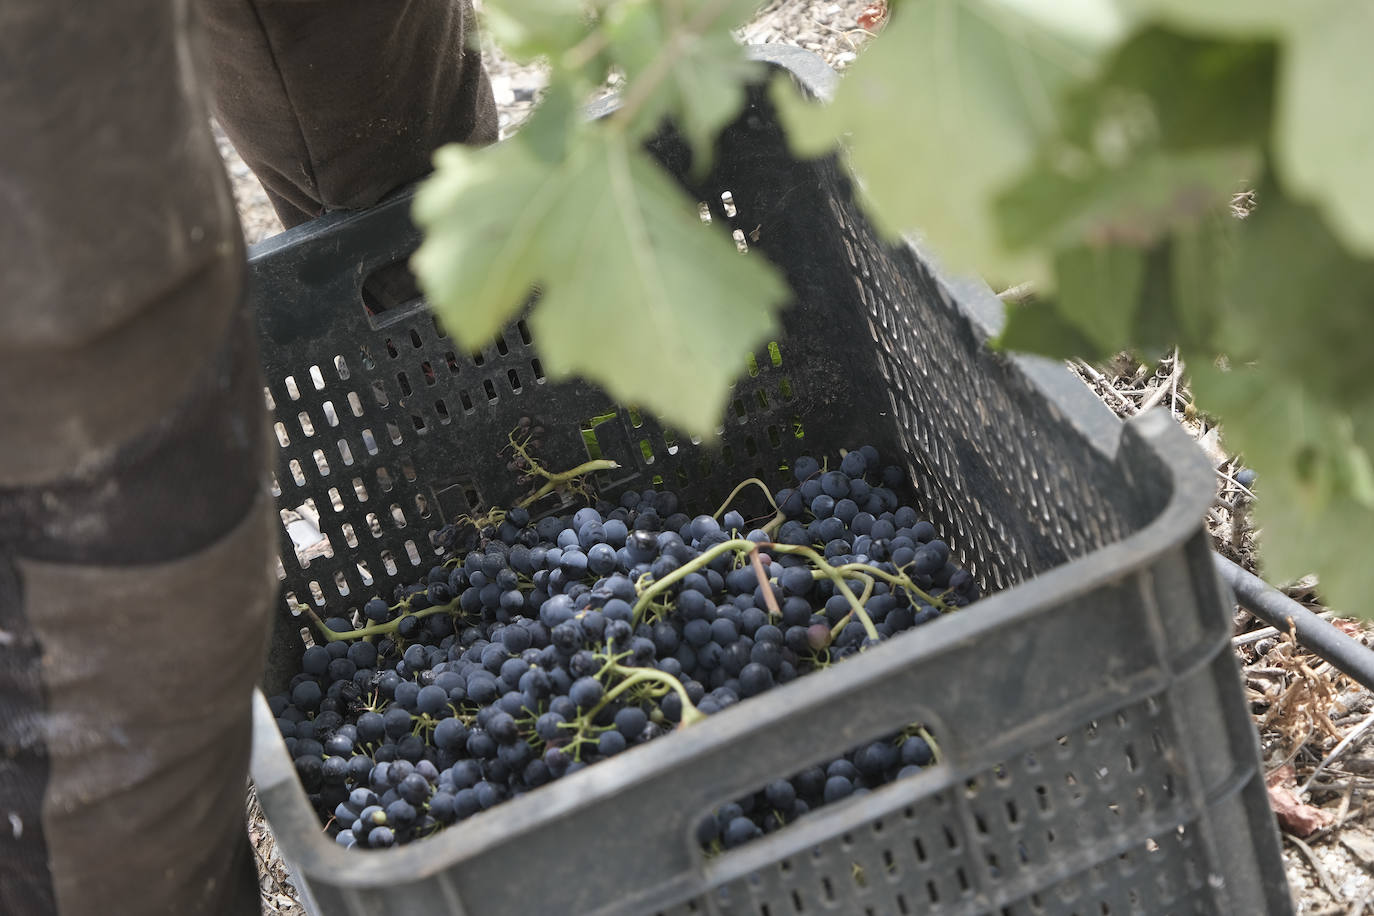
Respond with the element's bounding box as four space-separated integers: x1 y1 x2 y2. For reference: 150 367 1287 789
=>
507 427 620 508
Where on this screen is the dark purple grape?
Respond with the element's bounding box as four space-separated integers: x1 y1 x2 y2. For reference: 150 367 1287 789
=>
823 775 854 804
723 817 763 849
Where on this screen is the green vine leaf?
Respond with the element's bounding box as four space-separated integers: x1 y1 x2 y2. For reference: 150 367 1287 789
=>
410 137 571 346
773 0 1124 286
994 26 1265 265
972 10 1374 612
1167 209 1233 350
1121 0 1303 35
1050 244 1147 352
1272 3 1374 258
996 147 1256 252
988 25 1262 358
1224 185 1374 409
528 130 787 438
1253 491 1374 619
603 0 764 167
1055 27 1277 151
995 299 1105 361
1130 0 1374 256
1190 361 1374 614
412 122 787 440
481 0 593 66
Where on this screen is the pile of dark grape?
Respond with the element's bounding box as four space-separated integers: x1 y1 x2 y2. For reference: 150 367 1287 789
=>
268 445 979 851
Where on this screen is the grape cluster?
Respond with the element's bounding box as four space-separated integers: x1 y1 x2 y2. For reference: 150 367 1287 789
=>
700 729 935 851
268 445 979 851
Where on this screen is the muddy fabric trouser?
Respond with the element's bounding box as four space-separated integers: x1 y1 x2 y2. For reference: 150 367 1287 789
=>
0 1 495 913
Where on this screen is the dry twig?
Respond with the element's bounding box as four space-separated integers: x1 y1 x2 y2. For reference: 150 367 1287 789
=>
1288 833 1349 907
1304 710 1374 795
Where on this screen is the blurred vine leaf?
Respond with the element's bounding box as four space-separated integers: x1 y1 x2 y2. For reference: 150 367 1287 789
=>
603 0 765 167
1223 184 1374 409
987 28 1269 358
413 0 788 440
1128 0 1374 256
772 0 1127 287
528 130 785 435
481 0 592 66
983 5 1374 611
1190 361 1374 615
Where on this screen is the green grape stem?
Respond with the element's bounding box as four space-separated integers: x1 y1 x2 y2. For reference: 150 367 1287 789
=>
829 563 950 613
631 537 882 642
711 477 786 534
504 425 620 508
302 599 460 642
631 538 757 621
712 477 778 518
916 725 943 765
765 543 881 643
517 458 621 508
456 508 507 530
828 570 876 641
592 642 634 679
599 664 707 727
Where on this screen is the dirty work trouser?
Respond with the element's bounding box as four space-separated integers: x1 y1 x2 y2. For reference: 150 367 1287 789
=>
0 1 495 912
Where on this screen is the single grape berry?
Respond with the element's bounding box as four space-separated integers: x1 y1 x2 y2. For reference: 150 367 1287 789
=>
487 711 520 745
301 646 330 677
383 706 413 740
598 730 628 756
855 740 899 777
399 773 432 807
430 792 458 824
291 680 323 712
416 684 449 717
793 455 820 482
569 677 604 710
764 779 796 810
386 799 418 830
614 706 648 740
723 817 763 849
901 736 934 767
738 663 774 698
823 775 855 804
840 451 868 478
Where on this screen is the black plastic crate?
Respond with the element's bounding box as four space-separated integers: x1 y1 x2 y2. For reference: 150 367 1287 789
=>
247 45 1292 916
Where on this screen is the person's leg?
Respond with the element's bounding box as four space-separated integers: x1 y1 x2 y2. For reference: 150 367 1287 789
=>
199 0 498 229
0 1 272 913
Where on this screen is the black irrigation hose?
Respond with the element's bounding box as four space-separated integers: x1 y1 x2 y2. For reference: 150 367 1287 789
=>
1214 553 1374 693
